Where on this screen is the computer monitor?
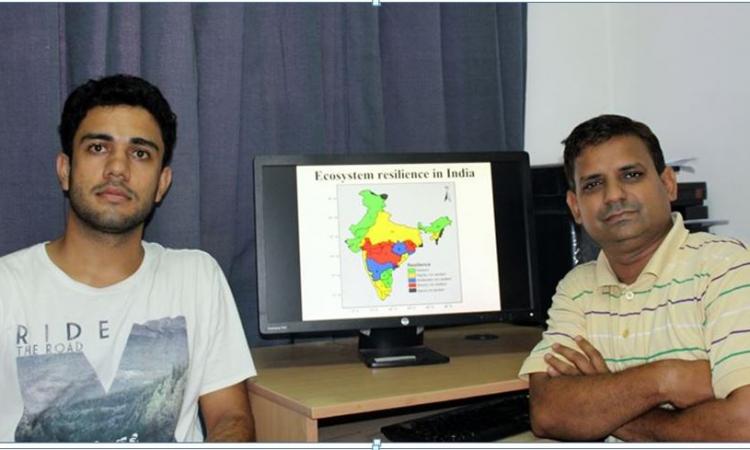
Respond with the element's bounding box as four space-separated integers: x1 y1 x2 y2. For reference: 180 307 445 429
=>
254 151 539 367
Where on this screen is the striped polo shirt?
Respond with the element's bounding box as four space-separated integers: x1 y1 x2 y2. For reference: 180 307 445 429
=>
519 213 750 399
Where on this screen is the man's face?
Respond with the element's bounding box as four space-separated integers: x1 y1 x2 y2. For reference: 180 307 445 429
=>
57 105 172 235
565 135 677 251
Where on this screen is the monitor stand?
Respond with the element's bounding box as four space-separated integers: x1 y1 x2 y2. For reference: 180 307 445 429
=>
358 326 450 368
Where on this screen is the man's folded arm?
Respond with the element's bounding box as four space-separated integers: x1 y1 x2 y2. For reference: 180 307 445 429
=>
529 358 713 441
529 364 665 440
614 384 750 441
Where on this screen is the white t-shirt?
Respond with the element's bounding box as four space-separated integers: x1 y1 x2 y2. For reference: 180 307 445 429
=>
0 242 256 442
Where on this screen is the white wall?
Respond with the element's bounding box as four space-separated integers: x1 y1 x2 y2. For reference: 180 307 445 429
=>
525 3 750 241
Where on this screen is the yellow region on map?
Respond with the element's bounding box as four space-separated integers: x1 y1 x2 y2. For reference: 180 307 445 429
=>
364 211 423 247
369 275 391 300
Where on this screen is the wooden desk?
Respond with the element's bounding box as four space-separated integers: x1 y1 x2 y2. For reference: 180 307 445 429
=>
248 323 542 442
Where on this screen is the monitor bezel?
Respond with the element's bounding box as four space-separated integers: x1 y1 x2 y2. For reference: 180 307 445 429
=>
254 151 540 336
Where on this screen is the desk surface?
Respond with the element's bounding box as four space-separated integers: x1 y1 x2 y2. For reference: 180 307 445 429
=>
249 323 542 422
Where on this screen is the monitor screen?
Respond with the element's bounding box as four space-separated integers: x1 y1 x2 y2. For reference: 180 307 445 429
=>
254 151 540 344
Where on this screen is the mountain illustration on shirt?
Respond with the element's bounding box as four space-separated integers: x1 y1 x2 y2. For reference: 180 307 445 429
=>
14 316 188 442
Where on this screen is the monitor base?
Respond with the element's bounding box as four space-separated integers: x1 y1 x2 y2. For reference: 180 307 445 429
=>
360 346 449 368
358 327 450 368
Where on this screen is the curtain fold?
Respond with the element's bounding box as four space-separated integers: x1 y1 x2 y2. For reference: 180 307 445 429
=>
0 3 527 345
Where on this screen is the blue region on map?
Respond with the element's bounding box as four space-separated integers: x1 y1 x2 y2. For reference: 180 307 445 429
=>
392 242 409 256
366 259 395 281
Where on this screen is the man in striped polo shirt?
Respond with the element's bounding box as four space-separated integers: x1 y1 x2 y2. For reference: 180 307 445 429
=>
519 115 750 441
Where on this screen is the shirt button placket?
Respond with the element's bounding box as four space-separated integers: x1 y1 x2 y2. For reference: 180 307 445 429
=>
620 289 634 364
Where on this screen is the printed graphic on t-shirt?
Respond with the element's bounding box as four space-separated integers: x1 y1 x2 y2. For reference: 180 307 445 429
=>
14 316 188 442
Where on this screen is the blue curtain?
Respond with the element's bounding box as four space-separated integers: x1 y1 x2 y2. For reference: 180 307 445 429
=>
0 3 527 345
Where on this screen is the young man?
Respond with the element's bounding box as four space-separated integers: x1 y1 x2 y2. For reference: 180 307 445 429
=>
519 115 750 441
0 75 255 442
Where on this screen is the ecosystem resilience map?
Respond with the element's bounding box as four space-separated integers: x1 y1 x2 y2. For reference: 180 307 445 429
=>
345 189 452 300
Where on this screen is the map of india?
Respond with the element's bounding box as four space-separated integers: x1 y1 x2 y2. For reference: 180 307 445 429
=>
345 190 452 300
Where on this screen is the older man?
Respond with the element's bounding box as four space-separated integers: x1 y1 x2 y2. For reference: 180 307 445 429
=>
520 115 750 441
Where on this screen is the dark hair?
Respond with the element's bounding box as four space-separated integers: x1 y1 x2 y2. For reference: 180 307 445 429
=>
58 74 177 167
562 114 665 190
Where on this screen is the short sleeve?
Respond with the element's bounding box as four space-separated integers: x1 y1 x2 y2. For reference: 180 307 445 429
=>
518 268 589 380
198 258 256 396
702 251 750 398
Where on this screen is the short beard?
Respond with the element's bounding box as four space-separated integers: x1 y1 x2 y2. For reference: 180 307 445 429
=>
68 178 154 236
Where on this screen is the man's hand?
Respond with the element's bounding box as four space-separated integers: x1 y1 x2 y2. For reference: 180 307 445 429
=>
544 336 610 377
544 337 712 408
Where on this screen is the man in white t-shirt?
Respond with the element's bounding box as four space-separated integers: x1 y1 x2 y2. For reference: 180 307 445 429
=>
0 74 256 442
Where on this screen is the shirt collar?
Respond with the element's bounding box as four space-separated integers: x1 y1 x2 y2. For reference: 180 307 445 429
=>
595 212 689 288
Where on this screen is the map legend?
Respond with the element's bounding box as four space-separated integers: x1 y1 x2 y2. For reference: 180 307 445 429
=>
408 268 417 293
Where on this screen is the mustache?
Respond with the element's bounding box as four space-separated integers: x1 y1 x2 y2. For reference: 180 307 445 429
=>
92 182 136 200
597 201 639 221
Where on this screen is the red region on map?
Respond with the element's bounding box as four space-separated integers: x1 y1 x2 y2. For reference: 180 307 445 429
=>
362 238 402 265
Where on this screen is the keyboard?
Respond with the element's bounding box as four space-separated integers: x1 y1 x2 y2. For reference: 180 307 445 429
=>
380 391 530 442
